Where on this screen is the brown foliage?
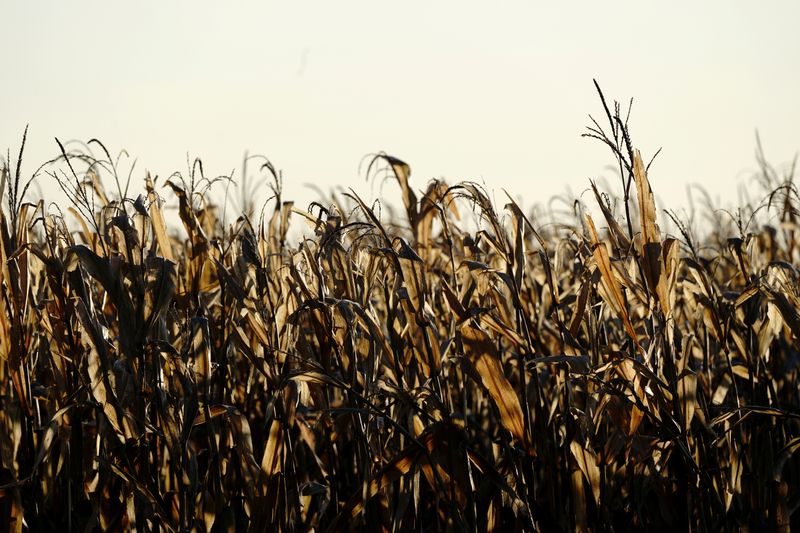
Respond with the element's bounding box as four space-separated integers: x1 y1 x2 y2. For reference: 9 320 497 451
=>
0 87 798 531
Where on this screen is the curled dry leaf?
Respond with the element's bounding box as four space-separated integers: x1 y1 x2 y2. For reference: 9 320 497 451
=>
461 324 528 449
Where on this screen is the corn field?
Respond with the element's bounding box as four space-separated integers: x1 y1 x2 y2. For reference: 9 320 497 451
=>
0 86 798 531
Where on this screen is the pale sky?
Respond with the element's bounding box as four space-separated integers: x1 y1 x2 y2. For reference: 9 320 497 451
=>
2 1 799 216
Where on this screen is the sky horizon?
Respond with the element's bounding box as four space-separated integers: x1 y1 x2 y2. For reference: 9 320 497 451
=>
3 1 799 220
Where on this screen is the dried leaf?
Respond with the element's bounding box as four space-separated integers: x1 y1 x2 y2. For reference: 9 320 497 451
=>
461 324 528 448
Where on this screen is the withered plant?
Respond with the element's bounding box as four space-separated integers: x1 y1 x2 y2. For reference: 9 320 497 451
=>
0 84 797 531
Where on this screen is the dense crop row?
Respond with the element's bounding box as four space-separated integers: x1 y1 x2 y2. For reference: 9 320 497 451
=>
0 88 798 531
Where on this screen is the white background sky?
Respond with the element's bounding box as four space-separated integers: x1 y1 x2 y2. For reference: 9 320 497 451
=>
2 1 799 216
